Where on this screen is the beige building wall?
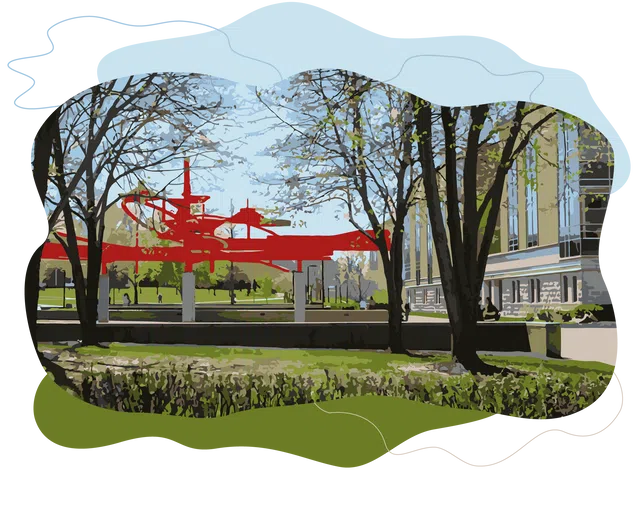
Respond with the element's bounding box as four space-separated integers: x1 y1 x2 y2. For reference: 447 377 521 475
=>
496 107 560 254
404 108 613 318
537 116 560 247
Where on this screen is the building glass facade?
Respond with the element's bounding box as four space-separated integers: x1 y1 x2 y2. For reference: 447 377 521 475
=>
525 140 539 247
402 214 411 280
507 165 519 251
415 203 421 284
558 115 581 258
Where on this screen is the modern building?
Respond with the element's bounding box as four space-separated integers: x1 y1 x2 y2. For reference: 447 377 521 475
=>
382 108 615 319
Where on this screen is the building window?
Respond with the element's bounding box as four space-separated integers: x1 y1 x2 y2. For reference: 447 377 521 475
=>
426 210 433 284
402 214 411 280
435 287 441 305
415 204 421 281
507 166 519 251
525 141 539 247
563 275 569 303
528 278 541 303
369 251 378 271
584 194 607 210
558 115 581 258
572 276 578 303
512 280 521 303
529 279 535 303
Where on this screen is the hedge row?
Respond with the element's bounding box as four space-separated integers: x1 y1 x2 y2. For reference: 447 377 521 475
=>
79 367 611 419
522 304 604 322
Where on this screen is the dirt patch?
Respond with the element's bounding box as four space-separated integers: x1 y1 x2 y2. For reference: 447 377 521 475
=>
396 361 469 376
40 345 469 383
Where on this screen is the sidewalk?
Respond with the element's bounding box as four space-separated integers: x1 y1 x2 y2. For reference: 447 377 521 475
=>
407 314 449 323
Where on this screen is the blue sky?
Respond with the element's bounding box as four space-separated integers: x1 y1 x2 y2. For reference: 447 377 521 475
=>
11 0 639 233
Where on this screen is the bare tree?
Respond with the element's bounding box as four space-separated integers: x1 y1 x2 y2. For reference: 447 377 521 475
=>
413 98 558 373
39 72 239 345
335 252 375 302
251 69 421 353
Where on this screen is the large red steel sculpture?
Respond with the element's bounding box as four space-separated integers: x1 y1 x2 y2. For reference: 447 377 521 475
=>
42 159 390 273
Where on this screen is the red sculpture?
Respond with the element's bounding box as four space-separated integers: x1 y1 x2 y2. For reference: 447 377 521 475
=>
42 159 390 274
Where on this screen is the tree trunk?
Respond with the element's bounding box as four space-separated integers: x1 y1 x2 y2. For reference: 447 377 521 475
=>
387 282 405 354
25 245 44 352
80 218 101 345
132 275 139 304
27 109 59 346
382 235 406 354
450 315 502 375
39 353 80 393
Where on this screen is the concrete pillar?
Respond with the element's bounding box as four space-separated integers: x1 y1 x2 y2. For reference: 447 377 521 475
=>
293 271 306 322
98 274 109 323
182 272 196 322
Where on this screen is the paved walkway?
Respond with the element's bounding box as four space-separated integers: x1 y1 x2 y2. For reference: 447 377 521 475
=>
560 326 617 365
407 315 448 323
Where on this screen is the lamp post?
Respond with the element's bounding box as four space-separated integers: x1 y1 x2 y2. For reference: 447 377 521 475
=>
62 269 66 308
306 264 317 304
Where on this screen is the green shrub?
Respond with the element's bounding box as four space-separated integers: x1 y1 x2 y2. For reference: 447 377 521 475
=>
371 289 388 305
567 303 603 319
327 300 360 310
536 304 604 323
79 366 611 420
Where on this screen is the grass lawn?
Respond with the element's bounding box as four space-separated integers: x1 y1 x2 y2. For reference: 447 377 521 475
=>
38 286 286 308
40 342 614 376
38 287 75 307
34 375 490 466
34 344 613 465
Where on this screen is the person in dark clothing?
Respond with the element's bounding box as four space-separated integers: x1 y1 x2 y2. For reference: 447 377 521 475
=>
477 300 485 321
483 298 501 321
403 302 411 321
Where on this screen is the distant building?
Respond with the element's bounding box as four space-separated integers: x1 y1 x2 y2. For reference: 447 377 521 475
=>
393 109 614 318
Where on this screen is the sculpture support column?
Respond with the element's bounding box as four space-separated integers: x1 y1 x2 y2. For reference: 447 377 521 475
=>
182 272 196 322
98 274 109 323
293 270 306 322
